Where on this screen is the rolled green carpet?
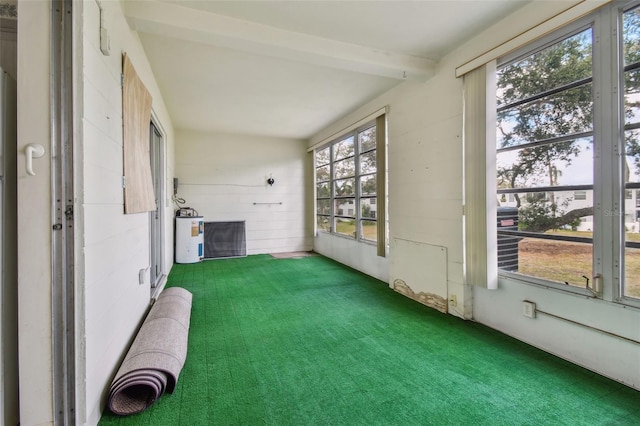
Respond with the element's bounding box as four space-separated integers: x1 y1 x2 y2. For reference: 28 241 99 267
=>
107 287 192 416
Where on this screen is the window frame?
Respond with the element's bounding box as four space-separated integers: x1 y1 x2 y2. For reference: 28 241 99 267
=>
486 2 640 308
494 17 599 298
314 121 378 245
617 0 640 306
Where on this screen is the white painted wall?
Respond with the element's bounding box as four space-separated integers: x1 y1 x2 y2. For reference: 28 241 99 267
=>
309 77 462 309
474 278 640 389
310 0 640 389
175 129 312 255
314 233 389 282
77 1 175 424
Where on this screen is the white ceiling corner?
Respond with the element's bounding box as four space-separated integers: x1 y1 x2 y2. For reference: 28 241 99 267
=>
124 0 436 81
124 0 529 140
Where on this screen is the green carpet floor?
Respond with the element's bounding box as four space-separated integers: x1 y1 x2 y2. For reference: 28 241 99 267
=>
100 254 640 425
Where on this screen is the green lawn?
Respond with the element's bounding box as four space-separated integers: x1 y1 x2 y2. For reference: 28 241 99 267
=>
515 230 640 298
335 219 377 242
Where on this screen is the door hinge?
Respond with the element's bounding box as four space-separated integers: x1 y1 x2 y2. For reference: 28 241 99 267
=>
65 205 73 220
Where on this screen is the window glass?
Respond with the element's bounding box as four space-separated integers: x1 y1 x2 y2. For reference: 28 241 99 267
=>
497 28 593 150
499 190 594 233
361 175 376 196
574 191 587 200
361 197 377 219
360 220 377 243
317 216 330 232
317 182 330 198
496 29 592 108
625 247 640 298
334 217 356 238
334 178 355 197
334 158 355 179
497 87 593 148
314 121 379 243
360 151 377 174
626 131 640 184
517 239 593 286
624 69 640 125
334 198 355 217
316 164 330 182
497 139 593 189
333 136 354 161
317 199 331 215
496 27 594 291
316 147 330 166
359 126 376 152
623 5 640 299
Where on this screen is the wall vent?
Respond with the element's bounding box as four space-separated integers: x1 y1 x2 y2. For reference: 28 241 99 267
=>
203 221 247 259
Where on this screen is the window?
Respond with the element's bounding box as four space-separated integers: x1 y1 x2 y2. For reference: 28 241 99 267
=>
315 146 331 232
496 25 594 290
490 2 640 302
623 4 640 299
315 122 379 243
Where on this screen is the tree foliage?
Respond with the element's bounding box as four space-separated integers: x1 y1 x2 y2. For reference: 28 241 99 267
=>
624 9 640 174
497 30 593 143
496 29 593 232
497 10 640 233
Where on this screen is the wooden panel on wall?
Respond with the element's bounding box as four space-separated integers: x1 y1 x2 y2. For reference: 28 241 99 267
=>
122 53 155 214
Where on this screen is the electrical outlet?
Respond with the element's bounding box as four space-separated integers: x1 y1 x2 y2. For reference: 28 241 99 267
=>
449 294 457 307
522 301 536 318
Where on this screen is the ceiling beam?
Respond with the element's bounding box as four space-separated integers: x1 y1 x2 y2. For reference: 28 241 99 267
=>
123 1 436 81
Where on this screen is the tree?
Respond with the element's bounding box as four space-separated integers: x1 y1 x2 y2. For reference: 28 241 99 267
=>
496 29 593 232
497 10 640 234
361 175 376 195
624 9 640 175
519 193 592 232
362 203 371 218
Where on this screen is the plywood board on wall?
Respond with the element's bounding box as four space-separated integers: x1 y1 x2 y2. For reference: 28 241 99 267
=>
122 53 155 214
390 238 448 313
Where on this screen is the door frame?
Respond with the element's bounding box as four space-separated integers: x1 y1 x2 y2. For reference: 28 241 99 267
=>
149 115 165 294
17 0 75 424
0 19 17 425
51 0 75 423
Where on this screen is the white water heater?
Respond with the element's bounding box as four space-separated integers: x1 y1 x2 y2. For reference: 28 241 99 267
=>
175 216 204 263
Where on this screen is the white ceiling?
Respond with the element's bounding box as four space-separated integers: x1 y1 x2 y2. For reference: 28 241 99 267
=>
125 0 528 140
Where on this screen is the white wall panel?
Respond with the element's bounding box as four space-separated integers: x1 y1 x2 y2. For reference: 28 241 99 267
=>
314 232 389 282
78 0 176 424
175 129 312 255
82 120 122 173
474 279 640 389
82 34 121 107
82 78 122 143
